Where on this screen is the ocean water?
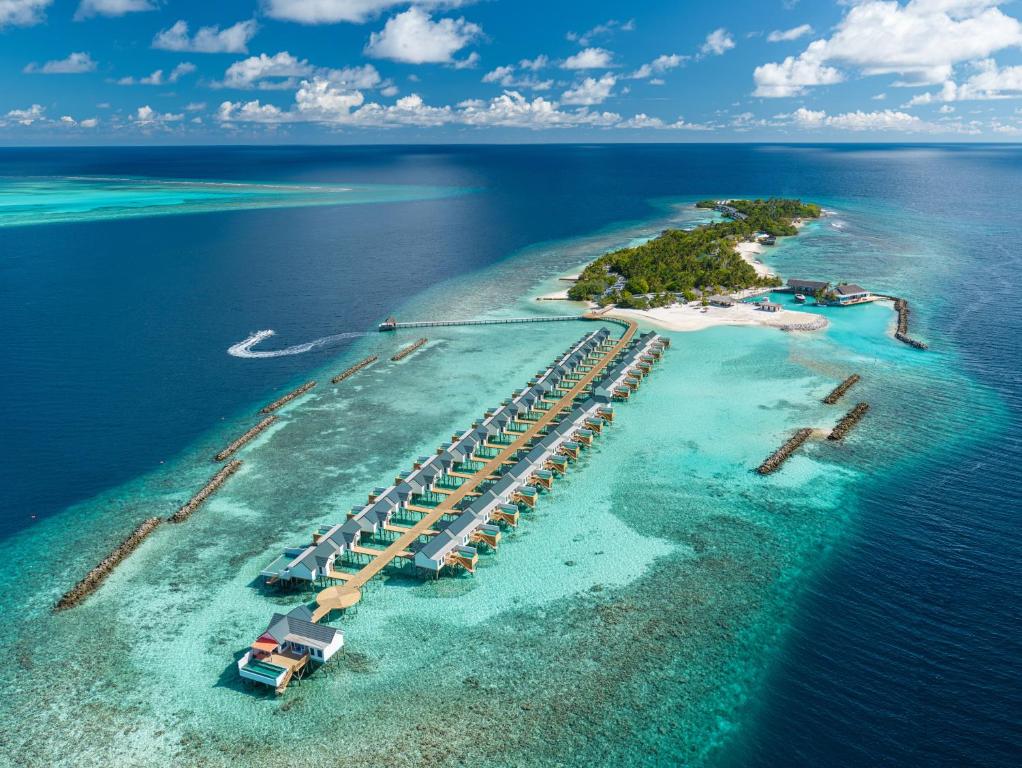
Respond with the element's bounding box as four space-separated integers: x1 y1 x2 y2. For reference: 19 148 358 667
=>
0 145 1019 767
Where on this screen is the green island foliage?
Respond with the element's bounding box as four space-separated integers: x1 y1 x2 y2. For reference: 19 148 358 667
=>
568 198 821 307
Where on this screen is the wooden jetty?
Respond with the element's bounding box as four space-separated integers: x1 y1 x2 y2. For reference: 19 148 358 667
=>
829 403 869 440
169 459 242 523
756 428 814 475
260 381 317 414
331 354 377 384
214 416 277 462
379 315 580 331
822 374 861 405
311 319 642 621
390 338 428 362
55 517 162 611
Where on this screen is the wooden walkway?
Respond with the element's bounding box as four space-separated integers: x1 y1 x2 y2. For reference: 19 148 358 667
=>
312 316 638 622
380 315 581 331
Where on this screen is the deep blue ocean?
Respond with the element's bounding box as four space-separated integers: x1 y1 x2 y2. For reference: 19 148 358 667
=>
1 144 1019 766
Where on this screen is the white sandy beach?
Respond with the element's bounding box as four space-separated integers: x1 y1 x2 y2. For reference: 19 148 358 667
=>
605 301 828 333
735 240 776 278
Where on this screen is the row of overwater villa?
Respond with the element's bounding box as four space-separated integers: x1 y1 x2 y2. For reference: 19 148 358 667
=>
237 322 668 693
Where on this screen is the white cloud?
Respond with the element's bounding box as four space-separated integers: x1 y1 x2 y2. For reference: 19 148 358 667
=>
617 113 712 130
119 62 196 86
907 58 1022 103
562 47 614 69
482 64 553 91
218 78 626 129
80 117 99 127
24 52 97 74
561 74 616 105
262 0 477 25
753 43 843 97
519 55 547 71
364 7 480 64
134 105 185 126
755 0 1022 97
0 0 51 28
185 101 206 111
4 104 46 125
153 20 258 54
789 106 926 131
566 18 634 47
219 52 384 92
74 0 153 20
700 28 735 56
767 24 813 43
629 53 686 79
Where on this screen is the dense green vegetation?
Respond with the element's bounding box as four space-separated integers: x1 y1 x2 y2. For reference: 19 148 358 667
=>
568 198 820 308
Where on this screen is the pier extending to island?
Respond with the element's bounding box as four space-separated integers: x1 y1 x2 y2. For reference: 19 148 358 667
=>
823 374 861 405
240 317 669 693
55 517 163 611
379 315 580 331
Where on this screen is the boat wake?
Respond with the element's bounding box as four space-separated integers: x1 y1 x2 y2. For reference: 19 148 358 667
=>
228 329 367 359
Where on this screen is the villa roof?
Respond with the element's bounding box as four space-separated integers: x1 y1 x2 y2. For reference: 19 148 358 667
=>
787 278 830 291
835 283 868 294
265 610 340 650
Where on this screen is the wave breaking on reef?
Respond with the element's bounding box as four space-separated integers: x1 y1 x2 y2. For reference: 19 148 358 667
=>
227 329 367 359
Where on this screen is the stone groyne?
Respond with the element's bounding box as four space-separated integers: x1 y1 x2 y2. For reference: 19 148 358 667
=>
332 354 377 384
169 459 242 523
215 416 277 462
823 374 861 405
892 297 928 349
260 381 317 414
54 517 162 611
757 428 814 474
391 338 428 362
828 403 869 441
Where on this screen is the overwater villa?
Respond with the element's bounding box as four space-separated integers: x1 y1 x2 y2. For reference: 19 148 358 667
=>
830 283 873 305
237 605 344 694
242 324 667 692
787 278 830 295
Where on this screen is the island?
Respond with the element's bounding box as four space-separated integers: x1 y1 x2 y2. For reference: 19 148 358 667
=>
564 198 827 332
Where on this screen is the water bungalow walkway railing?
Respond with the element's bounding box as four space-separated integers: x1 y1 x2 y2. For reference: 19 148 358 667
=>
312 315 639 621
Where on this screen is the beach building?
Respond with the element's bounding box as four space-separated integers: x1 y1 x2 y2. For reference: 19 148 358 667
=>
708 295 735 307
787 278 830 295
831 283 873 305
759 302 782 313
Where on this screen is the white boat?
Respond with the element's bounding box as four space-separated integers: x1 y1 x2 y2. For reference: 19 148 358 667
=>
794 293 807 303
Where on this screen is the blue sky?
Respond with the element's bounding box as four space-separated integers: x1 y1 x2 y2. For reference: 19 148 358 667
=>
3 0 1022 143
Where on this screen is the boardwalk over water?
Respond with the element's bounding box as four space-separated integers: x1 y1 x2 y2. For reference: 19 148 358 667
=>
312 316 638 621
380 315 581 331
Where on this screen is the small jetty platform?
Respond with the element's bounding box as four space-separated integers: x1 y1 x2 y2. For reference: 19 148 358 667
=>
169 459 242 523
260 381 316 414
331 355 377 384
823 374 861 405
215 416 277 462
379 315 580 331
55 517 162 611
756 428 814 474
391 338 427 361
243 318 670 692
829 403 869 440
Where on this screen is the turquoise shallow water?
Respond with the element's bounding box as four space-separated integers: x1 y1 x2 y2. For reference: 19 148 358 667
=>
1 190 1000 767
0 176 466 227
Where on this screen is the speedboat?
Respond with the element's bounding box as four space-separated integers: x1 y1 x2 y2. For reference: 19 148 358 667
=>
794 293 807 303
